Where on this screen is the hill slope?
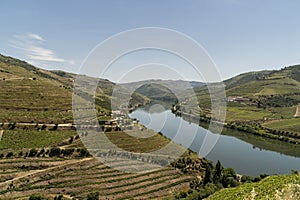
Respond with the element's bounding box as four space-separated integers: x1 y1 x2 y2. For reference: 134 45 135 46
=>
0 54 198 199
0 54 74 123
207 173 300 200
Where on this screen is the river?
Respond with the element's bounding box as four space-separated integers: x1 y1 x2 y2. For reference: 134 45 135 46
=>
129 107 300 176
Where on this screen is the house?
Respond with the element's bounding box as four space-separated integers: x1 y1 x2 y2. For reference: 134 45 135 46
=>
227 96 249 102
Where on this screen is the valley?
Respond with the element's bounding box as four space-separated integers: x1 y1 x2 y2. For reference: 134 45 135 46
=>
1 54 300 199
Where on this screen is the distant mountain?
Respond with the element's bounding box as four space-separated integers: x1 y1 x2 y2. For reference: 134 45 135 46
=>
121 79 204 103
189 80 206 87
134 83 177 102
122 79 204 91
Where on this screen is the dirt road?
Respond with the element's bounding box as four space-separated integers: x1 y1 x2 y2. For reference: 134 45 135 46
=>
294 105 300 117
0 130 3 141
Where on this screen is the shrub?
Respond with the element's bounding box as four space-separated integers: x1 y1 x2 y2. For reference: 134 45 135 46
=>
62 148 74 157
87 192 99 200
49 147 61 157
54 195 65 200
41 124 47 130
28 148 38 157
29 194 46 200
79 148 90 157
6 152 13 158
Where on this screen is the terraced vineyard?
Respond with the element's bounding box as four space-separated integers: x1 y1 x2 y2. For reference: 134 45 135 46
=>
3 53 300 199
0 157 193 199
207 173 300 200
0 54 197 199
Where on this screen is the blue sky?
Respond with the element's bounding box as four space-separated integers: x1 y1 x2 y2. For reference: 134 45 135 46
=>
1 0 300 82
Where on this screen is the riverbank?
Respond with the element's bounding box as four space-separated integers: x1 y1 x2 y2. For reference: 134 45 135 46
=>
130 108 300 175
172 106 300 145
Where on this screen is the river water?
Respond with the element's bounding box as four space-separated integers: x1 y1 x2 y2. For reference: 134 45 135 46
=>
129 108 300 176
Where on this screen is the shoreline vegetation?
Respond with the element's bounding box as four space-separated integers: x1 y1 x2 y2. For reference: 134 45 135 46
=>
171 104 300 145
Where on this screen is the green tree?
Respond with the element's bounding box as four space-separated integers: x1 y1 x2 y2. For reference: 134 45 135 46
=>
213 160 223 184
222 168 238 187
203 164 213 185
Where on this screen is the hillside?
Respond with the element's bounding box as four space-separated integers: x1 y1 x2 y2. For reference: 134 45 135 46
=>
0 54 150 123
135 83 177 102
0 54 200 199
178 65 300 145
2 54 300 199
0 54 74 123
207 172 300 200
122 79 204 103
122 79 204 92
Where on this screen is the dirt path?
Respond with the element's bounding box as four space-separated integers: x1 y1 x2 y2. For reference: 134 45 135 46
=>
294 105 300 117
0 130 3 141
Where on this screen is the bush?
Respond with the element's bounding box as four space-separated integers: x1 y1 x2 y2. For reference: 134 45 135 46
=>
50 124 58 131
79 148 90 157
41 124 47 130
8 122 16 130
87 192 99 200
6 152 13 158
175 191 187 199
28 148 38 157
241 175 254 183
54 195 65 200
62 148 74 157
49 147 61 157
69 136 73 144
29 194 46 200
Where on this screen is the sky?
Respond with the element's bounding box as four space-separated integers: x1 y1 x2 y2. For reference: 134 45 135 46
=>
1 0 300 82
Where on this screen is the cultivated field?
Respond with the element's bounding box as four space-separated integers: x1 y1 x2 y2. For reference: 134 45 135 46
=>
0 157 193 199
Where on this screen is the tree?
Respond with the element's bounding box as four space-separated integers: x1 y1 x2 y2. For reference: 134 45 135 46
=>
203 164 213 185
222 168 238 187
213 160 223 184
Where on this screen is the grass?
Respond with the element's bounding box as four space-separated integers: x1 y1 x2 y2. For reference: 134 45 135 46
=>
104 131 170 153
0 130 77 150
227 77 300 97
226 106 271 121
267 106 296 119
222 103 296 122
207 173 300 200
0 110 73 123
263 118 300 134
0 78 73 123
